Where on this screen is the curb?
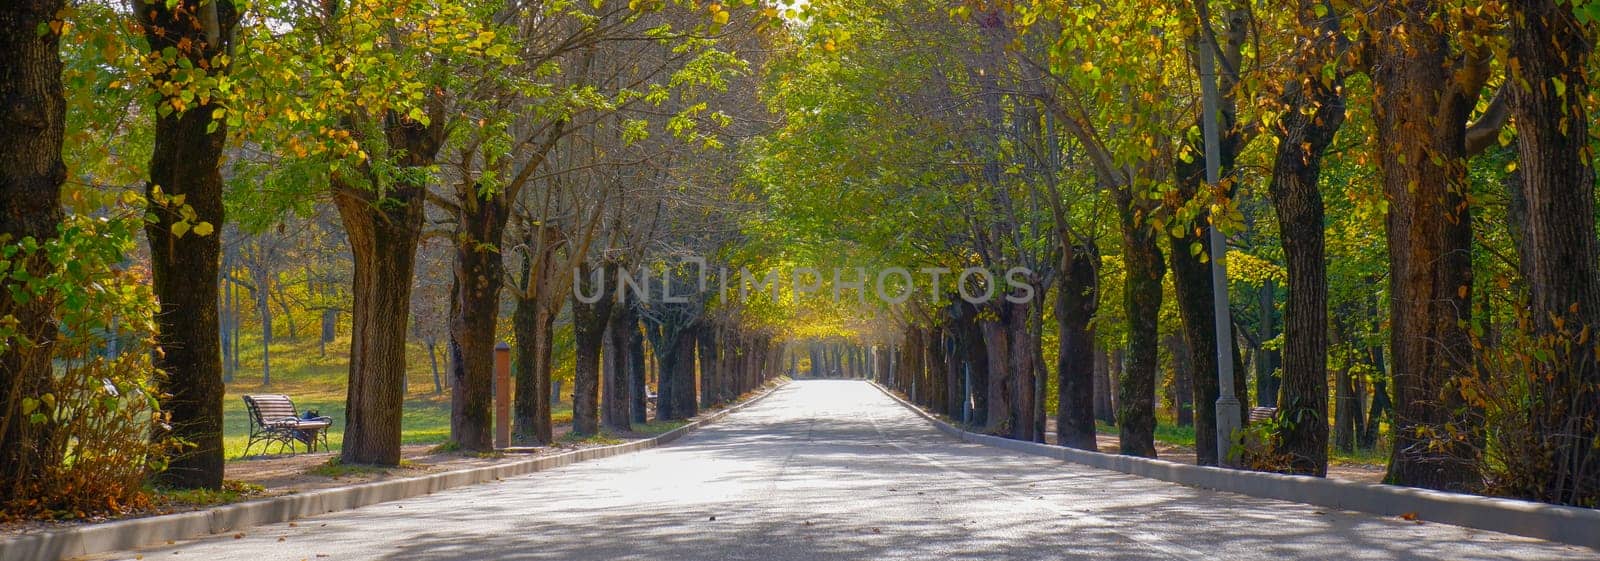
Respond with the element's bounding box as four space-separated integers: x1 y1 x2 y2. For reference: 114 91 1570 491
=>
3 380 790 561
868 381 1600 551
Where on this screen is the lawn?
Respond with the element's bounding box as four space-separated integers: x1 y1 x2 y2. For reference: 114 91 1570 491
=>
1093 419 1390 466
222 334 572 460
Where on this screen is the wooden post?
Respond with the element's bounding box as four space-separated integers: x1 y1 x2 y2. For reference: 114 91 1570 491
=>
495 341 510 449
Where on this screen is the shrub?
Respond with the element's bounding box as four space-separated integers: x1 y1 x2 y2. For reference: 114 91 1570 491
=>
1471 321 1600 508
1 213 174 520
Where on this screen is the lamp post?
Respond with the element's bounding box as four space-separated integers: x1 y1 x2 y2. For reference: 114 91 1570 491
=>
1197 31 1243 468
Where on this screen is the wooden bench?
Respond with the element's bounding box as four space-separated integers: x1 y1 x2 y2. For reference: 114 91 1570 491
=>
242 394 332 455
1248 406 1278 425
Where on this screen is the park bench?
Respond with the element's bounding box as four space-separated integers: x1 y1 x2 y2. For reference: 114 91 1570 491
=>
242 394 332 455
1247 406 1277 425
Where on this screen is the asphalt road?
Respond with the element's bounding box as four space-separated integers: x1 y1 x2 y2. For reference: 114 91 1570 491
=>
86 380 1597 560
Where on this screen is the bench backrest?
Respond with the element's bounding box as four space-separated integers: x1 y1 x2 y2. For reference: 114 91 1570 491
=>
1247 406 1277 424
243 394 299 426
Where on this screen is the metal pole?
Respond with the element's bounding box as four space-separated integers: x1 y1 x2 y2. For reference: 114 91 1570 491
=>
1197 33 1242 467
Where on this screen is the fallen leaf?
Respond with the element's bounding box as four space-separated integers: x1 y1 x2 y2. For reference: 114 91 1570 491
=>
1400 512 1418 521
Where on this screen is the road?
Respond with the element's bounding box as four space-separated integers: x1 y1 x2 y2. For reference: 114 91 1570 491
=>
87 380 1596 560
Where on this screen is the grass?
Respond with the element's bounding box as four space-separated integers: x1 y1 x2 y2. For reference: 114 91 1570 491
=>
224 333 574 461
307 458 417 478
1093 418 1391 465
154 480 265 507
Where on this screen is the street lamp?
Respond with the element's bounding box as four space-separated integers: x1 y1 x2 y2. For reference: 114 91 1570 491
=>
1196 31 1243 468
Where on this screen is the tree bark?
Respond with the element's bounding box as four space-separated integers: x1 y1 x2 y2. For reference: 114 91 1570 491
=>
1117 191 1163 458
1506 0 1600 506
447 187 509 452
1373 0 1486 491
1255 280 1280 407
0 0 67 503
570 261 613 437
698 325 720 408
603 303 635 433
137 0 240 487
1166 334 1194 427
655 324 698 421
1093 346 1114 425
512 230 559 445
628 316 648 424
926 327 949 416
1008 301 1039 442
1266 0 1345 477
1057 243 1099 449
334 176 424 466
980 315 1012 435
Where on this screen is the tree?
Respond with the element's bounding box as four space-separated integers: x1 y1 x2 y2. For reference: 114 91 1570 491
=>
1504 0 1600 505
1265 0 1347 477
1370 0 1494 491
1056 243 1099 450
251 0 499 465
134 0 240 489
0 0 68 503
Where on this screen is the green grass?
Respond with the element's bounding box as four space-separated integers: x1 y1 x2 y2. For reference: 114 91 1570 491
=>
307 458 418 478
633 420 688 436
154 480 265 507
1094 421 1196 449
224 334 573 461
1093 419 1391 465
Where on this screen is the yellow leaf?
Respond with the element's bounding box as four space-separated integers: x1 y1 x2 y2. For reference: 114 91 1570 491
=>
193 222 215 237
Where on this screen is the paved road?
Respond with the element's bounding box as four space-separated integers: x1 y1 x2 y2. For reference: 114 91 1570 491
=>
88 380 1596 560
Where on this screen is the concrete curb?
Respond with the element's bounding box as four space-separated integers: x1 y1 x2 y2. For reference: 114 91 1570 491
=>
2 380 790 561
868 381 1600 551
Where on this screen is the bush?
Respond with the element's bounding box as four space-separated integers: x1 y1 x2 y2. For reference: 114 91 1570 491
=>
1471 321 1600 508
1 213 174 520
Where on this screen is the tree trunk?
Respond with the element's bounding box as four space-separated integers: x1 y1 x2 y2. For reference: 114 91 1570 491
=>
656 325 698 421
334 177 424 466
628 317 648 424
1008 301 1039 442
428 339 443 394
0 0 67 503
1058 242 1099 449
698 326 719 409
1255 280 1280 407
255 269 272 387
926 327 949 416
1334 362 1357 454
447 191 508 452
1117 191 1163 458
603 303 635 432
512 228 558 445
221 256 235 382
570 262 613 437
980 315 1012 435
1093 346 1114 425
1373 0 1484 491
138 0 240 488
1267 0 1345 477
1507 0 1600 506
1166 334 1194 427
